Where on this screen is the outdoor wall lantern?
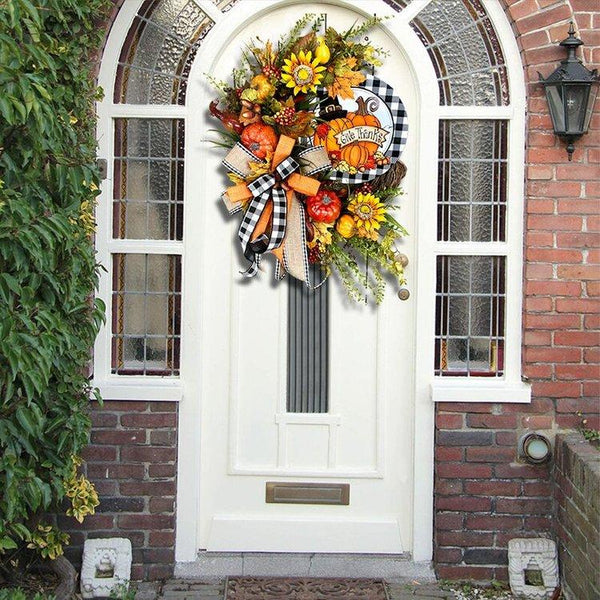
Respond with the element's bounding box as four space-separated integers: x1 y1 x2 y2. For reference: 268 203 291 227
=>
539 22 599 160
519 432 552 465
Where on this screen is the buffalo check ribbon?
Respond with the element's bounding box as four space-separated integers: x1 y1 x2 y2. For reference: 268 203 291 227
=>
222 136 328 282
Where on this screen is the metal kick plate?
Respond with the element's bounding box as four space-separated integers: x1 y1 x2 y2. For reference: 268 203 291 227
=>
265 482 350 506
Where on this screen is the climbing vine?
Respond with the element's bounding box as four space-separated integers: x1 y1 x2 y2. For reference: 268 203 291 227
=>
0 0 110 562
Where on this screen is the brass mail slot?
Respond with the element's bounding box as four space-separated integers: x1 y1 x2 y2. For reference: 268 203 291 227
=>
265 482 350 505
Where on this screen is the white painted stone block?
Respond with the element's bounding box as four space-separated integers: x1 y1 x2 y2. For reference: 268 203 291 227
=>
508 538 559 599
80 537 132 599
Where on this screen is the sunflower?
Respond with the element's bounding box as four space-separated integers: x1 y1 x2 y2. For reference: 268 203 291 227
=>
281 50 326 95
348 192 387 240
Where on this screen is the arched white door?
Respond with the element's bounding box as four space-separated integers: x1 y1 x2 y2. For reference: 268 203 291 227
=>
184 0 428 554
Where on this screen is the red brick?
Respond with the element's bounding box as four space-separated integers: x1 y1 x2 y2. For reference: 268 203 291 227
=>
494 464 551 479
529 145 576 163
436 446 464 462
121 446 177 463
101 401 149 411
521 415 554 429
437 531 494 547
465 515 523 530
556 232 600 248
588 148 600 163
583 347 600 363
149 531 176 547
149 401 178 412
524 314 580 329
437 463 493 479
147 565 174 580
527 215 584 231
90 412 119 427
523 330 552 346
525 297 553 312
527 165 553 180
82 445 118 462
466 447 516 463
584 314 600 328
558 265 600 280
557 199 600 215
556 164 600 181
526 130 557 147
91 429 146 445
510 0 540 21
523 481 553 496
149 497 175 513
589 281 600 297
87 463 145 480
526 280 582 295
555 331 599 346
556 298 600 313
532 381 581 398
556 397 599 413
505 398 554 413
436 512 464 530
495 432 518 446
524 234 554 250
527 198 555 213
148 464 177 478
523 364 553 379
120 413 177 428
528 180 582 197
436 413 464 429
435 479 464 495
524 347 581 363
120 481 176 496
436 496 492 512
435 548 463 563
466 414 517 429
436 403 498 413
496 498 553 515
523 516 554 530
464 481 521 496
556 364 600 380
118 514 173 530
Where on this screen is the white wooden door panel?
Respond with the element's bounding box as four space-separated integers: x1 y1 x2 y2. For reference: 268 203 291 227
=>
194 1 417 554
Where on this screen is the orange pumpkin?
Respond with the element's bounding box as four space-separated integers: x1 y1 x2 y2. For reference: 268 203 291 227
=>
313 116 353 153
240 123 278 159
340 144 370 169
345 96 381 155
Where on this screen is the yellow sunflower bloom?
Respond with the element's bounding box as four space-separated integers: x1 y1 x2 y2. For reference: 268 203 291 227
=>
348 192 387 239
281 50 326 95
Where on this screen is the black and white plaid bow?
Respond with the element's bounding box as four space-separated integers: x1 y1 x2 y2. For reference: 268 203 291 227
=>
238 156 299 277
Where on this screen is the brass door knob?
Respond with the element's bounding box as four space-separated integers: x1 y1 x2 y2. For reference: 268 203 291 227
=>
394 253 409 267
397 287 410 301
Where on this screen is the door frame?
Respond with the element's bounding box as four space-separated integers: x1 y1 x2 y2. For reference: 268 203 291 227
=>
176 0 439 563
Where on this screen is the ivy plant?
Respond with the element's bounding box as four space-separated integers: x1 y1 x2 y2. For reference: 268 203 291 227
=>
0 0 110 562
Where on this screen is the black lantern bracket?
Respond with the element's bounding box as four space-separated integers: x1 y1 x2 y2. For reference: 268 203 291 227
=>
539 22 599 160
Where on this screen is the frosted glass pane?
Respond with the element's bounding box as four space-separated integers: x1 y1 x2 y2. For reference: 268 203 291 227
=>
112 254 181 376
435 256 505 376
411 0 509 106
114 119 184 241
471 205 493 242
115 1 214 104
449 205 470 241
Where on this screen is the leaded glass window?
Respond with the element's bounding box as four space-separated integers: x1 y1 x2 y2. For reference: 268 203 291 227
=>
114 0 214 105
410 0 509 106
112 254 181 375
113 119 185 241
438 120 507 242
435 256 505 377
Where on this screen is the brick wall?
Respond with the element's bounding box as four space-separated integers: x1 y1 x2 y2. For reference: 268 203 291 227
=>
554 433 600 600
60 401 178 581
434 0 600 581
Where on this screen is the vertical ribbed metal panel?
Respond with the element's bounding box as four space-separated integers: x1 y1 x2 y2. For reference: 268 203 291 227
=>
287 266 328 413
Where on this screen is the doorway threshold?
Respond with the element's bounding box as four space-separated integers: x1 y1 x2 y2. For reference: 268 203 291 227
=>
175 553 435 580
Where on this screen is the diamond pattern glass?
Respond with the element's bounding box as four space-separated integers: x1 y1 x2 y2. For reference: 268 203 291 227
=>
435 256 505 377
112 254 181 376
115 0 214 104
411 0 509 106
113 119 185 241
438 120 507 242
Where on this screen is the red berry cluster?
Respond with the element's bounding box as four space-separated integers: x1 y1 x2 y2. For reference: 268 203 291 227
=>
262 65 280 79
274 106 295 126
308 246 321 264
358 183 373 195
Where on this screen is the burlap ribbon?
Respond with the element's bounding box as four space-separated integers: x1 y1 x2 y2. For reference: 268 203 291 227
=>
222 137 330 283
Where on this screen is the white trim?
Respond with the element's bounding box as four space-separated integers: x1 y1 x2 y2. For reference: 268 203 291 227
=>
95 379 183 402
431 380 532 403
106 240 184 254
106 104 187 118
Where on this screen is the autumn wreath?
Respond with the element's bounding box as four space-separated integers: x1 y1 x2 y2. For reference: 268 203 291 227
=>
209 14 409 303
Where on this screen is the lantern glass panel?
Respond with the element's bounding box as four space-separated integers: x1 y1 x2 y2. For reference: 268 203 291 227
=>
584 84 599 132
545 84 565 133
564 84 589 134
